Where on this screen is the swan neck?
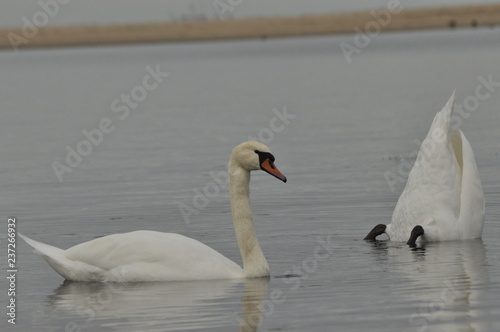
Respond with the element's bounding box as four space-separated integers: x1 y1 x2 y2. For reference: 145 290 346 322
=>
229 163 269 277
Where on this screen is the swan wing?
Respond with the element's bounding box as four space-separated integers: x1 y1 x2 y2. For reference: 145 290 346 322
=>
65 230 243 281
455 131 485 239
390 93 462 241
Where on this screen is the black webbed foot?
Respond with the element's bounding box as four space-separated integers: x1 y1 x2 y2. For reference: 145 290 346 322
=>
364 224 387 241
407 225 424 247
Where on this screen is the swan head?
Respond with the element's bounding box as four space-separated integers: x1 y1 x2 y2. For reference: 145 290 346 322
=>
231 141 287 182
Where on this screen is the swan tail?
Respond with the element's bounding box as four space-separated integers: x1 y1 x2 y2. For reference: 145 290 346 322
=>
19 233 66 260
19 233 99 281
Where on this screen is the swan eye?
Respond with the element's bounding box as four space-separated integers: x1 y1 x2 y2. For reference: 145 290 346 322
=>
255 150 275 164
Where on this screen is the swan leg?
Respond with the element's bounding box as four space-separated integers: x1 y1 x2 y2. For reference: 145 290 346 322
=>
406 225 424 247
363 224 387 241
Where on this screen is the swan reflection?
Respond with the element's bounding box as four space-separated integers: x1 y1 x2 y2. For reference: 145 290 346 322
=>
370 239 492 331
48 277 269 331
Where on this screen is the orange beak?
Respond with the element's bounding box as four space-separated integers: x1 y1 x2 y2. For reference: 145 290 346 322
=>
260 158 287 183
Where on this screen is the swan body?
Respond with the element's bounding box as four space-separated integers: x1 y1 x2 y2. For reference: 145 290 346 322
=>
20 141 287 282
19 231 243 282
365 93 485 244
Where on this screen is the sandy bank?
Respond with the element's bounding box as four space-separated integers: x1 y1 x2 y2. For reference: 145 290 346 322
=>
1 4 499 50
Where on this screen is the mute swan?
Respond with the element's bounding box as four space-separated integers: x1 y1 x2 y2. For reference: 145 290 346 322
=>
20 141 287 281
364 92 485 246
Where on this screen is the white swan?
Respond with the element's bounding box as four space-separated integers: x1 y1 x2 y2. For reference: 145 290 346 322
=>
364 92 485 245
20 141 287 281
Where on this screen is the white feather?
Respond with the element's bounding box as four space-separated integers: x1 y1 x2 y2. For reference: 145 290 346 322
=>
387 92 485 242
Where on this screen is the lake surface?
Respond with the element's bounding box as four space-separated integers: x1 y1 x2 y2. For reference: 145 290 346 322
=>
1 28 499 331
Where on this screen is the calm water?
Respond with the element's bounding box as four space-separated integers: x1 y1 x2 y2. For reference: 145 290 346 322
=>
1 28 500 331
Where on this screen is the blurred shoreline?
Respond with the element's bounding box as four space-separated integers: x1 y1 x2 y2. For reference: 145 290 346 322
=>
1 4 499 50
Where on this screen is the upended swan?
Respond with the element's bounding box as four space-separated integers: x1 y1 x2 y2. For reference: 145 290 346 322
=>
20 141 287 281
364 92 485 246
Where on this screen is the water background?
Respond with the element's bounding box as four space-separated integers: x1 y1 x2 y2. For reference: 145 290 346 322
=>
1 27 499 331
